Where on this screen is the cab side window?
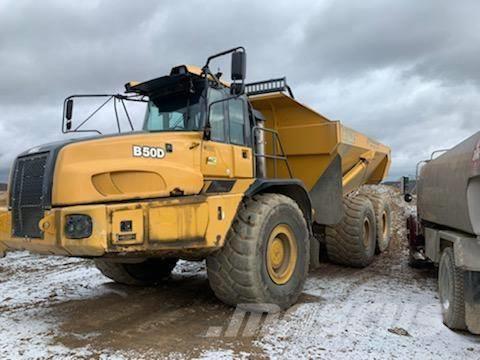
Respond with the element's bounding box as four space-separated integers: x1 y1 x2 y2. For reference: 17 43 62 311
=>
209 89 225 142
228 98 246 145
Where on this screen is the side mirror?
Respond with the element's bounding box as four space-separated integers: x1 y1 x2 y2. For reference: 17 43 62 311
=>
231 51 246 81
404 193 413 203
65 99 74 130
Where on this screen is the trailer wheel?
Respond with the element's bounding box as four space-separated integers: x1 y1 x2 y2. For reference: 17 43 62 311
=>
325 195 376 268
94 258 178 286
206 194 309 311
438 247 467 330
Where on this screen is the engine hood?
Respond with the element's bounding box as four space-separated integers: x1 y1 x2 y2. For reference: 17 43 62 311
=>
51 132 204 206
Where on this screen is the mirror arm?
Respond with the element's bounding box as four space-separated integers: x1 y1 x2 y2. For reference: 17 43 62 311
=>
73 95 114 132
113 98 121 133
204 46 245 68
120 99 134 131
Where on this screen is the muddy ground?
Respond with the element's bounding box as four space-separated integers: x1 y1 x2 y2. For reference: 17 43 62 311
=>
0 186 479 359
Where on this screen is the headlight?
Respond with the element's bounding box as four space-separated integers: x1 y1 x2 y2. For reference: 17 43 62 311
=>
65 214 92 239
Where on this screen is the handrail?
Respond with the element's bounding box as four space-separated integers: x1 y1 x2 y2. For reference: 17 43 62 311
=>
414 148 451 184
252 126 293 178
430 148 450 160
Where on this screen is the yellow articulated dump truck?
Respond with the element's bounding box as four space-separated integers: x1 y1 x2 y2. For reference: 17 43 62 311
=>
0 47 390 309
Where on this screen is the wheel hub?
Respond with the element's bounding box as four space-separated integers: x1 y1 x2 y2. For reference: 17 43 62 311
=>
266 224 298 285
270 238 285 268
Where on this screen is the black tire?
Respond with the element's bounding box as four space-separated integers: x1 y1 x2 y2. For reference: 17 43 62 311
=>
366 193 392 253
325 195 376 268
438 247 466 330
94 258 178 286
206 194 309 311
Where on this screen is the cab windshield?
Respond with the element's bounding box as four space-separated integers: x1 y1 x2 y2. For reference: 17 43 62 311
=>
144 89 204 132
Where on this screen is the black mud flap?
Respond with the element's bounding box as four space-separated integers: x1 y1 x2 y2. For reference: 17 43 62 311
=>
465 271 480 335
309 155 343 225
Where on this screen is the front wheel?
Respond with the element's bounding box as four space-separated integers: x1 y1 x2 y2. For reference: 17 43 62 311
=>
206 194 309 311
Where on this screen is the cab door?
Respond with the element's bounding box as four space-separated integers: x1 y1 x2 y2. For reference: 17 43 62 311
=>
226 97 253 178
201 89 253 179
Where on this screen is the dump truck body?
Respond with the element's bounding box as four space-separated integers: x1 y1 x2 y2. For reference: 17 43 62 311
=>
250 92 390 224
407 131 480 334
0 48 391 310
250 93 389 190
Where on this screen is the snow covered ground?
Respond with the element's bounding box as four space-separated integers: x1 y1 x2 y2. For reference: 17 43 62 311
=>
0 187 478 359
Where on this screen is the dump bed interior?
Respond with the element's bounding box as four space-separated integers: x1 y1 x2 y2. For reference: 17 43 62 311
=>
249 92 391 195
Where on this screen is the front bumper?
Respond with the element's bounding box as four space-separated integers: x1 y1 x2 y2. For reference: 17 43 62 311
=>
0 193 242 258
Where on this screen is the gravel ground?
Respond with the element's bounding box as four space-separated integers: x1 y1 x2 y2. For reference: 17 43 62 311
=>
0 186 479 359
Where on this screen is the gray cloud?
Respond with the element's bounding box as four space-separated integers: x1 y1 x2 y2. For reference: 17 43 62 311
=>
0 0 479 182
291 0 480 86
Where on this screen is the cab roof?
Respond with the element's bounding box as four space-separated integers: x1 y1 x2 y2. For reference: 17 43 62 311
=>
125 65 229 96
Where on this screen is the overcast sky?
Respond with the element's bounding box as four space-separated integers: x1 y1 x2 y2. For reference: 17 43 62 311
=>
0 0 479 181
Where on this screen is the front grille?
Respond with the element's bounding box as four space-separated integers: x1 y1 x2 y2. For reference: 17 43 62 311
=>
11 152 49 238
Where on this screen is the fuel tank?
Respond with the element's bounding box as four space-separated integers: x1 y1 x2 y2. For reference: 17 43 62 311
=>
417 131 480 235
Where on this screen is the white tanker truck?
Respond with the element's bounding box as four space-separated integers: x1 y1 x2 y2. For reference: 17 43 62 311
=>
406 131 480 334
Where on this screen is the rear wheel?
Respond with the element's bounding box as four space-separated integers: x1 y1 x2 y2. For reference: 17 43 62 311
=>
206 193 309 311
366 193 392 253
94 258 178 286
438 247 466 330
325 194 376 268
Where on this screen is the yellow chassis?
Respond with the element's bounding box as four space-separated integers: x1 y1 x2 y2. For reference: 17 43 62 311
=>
0 192 245 259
